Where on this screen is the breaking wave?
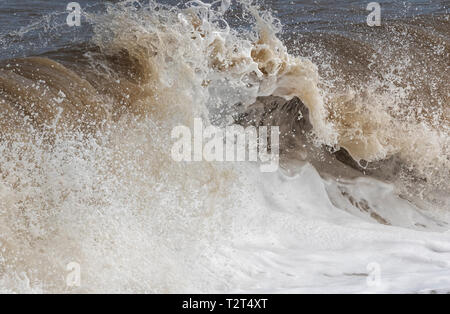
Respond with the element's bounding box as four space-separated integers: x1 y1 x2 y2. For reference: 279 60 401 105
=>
0 0 448 293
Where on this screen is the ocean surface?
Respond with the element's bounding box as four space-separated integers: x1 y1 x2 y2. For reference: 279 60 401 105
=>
0 0 449 293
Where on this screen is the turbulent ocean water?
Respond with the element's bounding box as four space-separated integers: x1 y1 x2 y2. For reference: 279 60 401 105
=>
0 0 449 293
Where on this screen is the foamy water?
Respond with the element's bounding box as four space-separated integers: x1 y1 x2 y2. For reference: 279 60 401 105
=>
0 0 449 293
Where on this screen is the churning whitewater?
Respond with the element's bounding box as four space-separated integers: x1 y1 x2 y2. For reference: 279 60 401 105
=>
0 0 449 293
